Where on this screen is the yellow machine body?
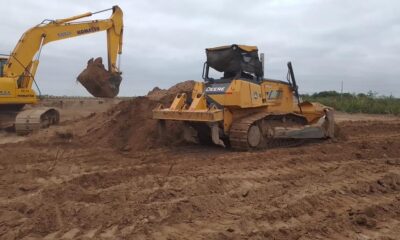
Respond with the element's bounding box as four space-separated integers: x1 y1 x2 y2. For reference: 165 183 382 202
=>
153 44 334 150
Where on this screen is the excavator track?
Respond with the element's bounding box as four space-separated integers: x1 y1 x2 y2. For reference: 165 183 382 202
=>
14 108 60 135
229 113 308 151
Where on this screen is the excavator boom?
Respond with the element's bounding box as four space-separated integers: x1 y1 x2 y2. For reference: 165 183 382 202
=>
4 6 123 78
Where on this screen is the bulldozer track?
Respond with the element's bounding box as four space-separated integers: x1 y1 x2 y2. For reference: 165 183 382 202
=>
229 113 306 151
229 112 269 150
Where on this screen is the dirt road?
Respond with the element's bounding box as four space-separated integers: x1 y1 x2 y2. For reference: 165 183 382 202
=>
0 108 399 239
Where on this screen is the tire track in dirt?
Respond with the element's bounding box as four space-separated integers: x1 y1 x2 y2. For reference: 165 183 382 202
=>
0 119 400 239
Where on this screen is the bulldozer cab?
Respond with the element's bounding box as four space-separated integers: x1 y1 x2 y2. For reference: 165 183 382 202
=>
0 57 7 77
202 44 264 83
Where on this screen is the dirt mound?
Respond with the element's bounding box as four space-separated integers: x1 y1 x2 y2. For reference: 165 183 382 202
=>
75 81 196 151
147 87 168 101
147 80 196 102
79 97 184 151
77 57 122 98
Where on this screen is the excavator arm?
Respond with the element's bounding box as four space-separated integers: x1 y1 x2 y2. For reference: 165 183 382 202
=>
2 5 123 96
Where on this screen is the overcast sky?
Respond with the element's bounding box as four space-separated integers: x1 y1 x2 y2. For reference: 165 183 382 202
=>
1 0 399 97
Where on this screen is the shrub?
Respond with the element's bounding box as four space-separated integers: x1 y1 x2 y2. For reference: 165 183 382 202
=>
302 92 400 115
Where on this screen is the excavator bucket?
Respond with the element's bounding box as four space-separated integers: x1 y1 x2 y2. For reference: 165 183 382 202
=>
77 57 122 98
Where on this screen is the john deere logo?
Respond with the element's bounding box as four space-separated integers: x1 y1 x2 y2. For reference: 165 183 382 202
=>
206 87 226 92
205 83 230 94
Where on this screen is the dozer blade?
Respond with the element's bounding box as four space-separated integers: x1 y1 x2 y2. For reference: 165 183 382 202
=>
274 109 335 139
77 57 122 98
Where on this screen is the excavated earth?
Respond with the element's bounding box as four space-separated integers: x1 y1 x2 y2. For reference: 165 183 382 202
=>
77 57 122 98
0 83 400 240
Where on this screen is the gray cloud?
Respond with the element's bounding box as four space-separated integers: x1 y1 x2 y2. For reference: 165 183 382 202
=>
1 0 399 97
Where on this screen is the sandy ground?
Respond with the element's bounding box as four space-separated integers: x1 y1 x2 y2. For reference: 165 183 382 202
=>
38 98 122 121
0 98 400 240
0 98 122 145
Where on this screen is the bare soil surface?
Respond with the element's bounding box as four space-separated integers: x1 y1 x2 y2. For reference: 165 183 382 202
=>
0 86 400 239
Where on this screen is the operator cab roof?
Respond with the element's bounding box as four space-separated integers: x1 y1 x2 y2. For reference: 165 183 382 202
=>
205 44 264 82
206 45 258 52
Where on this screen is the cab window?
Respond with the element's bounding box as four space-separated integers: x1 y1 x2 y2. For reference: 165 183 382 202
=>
0 60 5 77
268 90 282 100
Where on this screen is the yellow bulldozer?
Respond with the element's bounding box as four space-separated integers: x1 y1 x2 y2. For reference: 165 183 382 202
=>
153 44 335 150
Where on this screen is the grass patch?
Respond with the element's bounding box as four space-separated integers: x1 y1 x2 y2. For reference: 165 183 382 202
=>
302 91 400 115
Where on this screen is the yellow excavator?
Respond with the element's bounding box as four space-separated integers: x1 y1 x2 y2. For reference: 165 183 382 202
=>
0 6 123 134
153 44 335 150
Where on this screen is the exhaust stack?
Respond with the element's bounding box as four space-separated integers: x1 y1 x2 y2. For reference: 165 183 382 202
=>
260 53 265 77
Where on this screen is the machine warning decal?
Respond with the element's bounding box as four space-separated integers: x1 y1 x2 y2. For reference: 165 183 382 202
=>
0 90 11 96
253 92 259 99
17 94 34 97
77 26 100 35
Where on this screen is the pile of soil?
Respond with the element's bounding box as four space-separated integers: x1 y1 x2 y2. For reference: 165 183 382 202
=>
147 87 168 101
77 57 122 98
80 98 182 151
147 80 196 102
77 80 196 151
